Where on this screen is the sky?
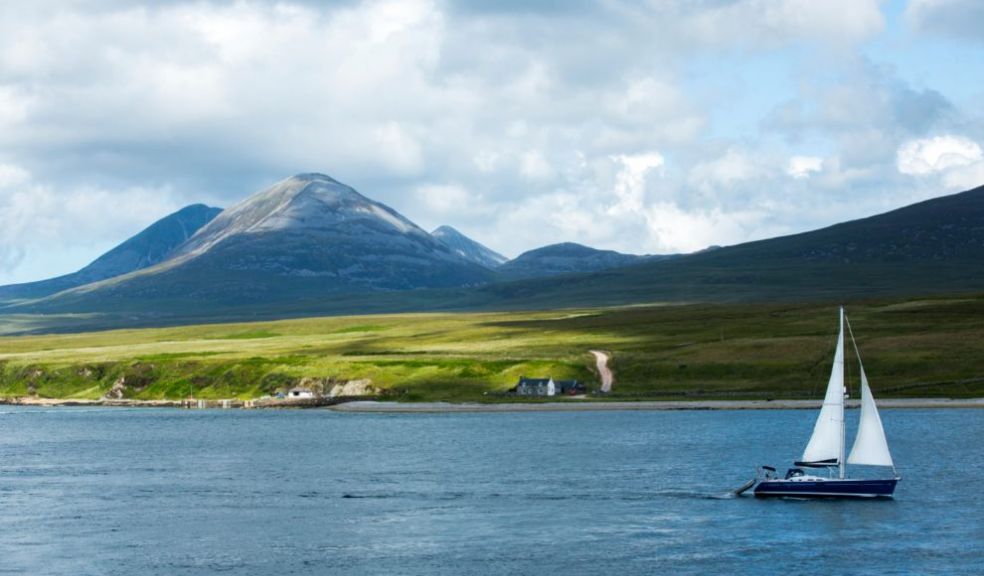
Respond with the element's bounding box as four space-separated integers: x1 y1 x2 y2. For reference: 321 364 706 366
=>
1 0 983 284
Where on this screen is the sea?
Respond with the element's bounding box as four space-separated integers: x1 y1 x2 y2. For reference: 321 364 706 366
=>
0 407 980 575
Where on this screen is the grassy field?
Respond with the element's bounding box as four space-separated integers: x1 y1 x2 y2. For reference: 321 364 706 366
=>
2 294 983 402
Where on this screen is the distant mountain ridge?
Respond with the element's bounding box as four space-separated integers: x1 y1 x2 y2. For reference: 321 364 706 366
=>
0 204 221 301
471 183 984 307
496 242 649 280
431 225 508 269
4 176 984 334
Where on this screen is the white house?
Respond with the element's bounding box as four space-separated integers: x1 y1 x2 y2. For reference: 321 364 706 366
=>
512 377 585 396
513 377 556 396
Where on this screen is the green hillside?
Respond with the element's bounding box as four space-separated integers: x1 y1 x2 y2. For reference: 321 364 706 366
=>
3 295 983 402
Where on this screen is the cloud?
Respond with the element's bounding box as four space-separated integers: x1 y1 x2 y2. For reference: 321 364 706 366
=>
479 150 788 256
688 149 766 197
896 135 983 175
906 0 984 42
0 87 32 127
685 0 885 48
0 163 31 188
787 156 824 179
0 164 180 281
414 183 477 215
941 161 984 190
609 152 664 215
764 59 955 161
373 123 425 176
0 0 980 283
643 202 767 253
895 134 984 191
519 150 554 181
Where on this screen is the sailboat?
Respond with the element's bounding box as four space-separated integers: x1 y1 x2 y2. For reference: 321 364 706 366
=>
750 307 900 498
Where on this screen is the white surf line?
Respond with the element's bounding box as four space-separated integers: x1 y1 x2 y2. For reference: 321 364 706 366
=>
590 350 613 393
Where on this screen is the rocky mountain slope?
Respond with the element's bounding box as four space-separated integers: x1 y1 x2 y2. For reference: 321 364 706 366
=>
431 225 508 269
22 173 493 308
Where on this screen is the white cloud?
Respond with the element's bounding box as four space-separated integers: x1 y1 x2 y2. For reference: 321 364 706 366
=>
473 150 499 173
942 161 984 190
519 150 554 181
366 0 435 43
0 86 32 127
643 202 766 253
0 165 180 282
896 135 983 175
688 149 766 196
373 123 425 175
414 183 471 214
787 155 824 179
0 163 30 188
609 152 664 215
686 0 885 48
1 0 981 285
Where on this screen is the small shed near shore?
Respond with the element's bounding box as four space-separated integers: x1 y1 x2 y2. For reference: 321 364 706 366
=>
287 387 315 399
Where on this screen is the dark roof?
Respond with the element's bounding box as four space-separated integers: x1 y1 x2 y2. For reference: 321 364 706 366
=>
517 377 552 385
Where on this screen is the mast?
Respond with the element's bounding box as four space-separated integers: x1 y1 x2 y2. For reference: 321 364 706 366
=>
838 307 846 480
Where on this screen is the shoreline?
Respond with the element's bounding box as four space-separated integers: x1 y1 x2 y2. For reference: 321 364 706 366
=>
6 397 979 411
328 398 984 412
0 397 330 409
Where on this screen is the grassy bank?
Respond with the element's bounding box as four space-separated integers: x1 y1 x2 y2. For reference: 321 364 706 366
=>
2 294 983 402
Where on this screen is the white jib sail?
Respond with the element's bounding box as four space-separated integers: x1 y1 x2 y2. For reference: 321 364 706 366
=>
847 368 894 467
801 309 846 465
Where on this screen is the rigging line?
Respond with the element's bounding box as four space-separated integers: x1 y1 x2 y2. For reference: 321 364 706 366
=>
844 313 866 376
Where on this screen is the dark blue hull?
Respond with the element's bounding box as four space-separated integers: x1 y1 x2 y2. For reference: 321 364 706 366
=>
754 478 898 498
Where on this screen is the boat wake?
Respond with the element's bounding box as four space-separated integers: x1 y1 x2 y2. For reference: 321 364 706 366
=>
335 489 744 502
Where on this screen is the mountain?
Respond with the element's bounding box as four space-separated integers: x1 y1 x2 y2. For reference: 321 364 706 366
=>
0 204 221 302
496 242 649 280
5 181 984 334
431 225 508 269
19 173 493 310
473 184 984 306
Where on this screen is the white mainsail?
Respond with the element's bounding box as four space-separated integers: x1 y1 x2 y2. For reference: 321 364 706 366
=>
800 308 846 466
847 363 895 467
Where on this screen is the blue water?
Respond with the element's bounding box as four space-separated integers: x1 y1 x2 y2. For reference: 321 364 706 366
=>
0 408 980 575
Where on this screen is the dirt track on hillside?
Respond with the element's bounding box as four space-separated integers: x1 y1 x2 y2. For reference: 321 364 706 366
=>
590 350 613 393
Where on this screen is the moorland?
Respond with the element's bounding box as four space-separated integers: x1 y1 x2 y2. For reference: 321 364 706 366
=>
2 294 982 402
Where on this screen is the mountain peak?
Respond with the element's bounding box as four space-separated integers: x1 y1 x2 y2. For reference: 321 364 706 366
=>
174 173 424 259
432 225 460 236
291 172 337 182
274 173 368 206
66 173 498 297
